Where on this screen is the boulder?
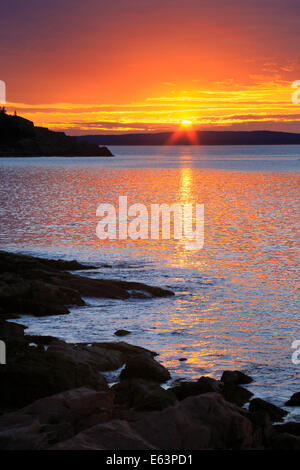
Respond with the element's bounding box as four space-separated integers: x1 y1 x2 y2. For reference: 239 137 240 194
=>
112 379 176 411
53 420 157 450
0 350 108 412
0 387 114 449
273 422 300 437
221 383 253 407
170 376 222 401
114 330 131 337
47 340 125 372
285 392 300 406
249 398 288 422
268 432 300 450
221 370 253 385
120 355 171 383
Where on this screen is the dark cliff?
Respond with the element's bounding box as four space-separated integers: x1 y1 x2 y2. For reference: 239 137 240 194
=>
0 112 113 156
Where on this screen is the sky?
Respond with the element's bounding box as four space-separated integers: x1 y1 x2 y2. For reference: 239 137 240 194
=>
1 0 300 135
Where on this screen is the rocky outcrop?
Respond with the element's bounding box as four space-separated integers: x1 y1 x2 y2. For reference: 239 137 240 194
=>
0 319 163 413
285 392 300 406
0 249 297 450
249 398 288 422
0 112 113 156
0 390 273 450
170 375 253 407
120 355 171 383
0 387 114 449
53 392 270 450
112 379 177 412
274 422 300 436
170 376 222 401
0 250 174 318
0 319 297 451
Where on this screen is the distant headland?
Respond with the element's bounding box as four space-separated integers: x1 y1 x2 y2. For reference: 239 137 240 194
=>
0 109 113 157
77 130 300 146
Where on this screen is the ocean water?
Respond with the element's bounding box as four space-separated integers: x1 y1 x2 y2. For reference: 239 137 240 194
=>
0 145 299 418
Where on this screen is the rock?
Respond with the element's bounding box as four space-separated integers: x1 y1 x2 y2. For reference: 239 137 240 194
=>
268 433 300 450
274 422 300 437
114 330 131 337
249 398 288 422
52 393 265 450
0 250 174 317
0 387 114 449
46 340 157 373
170 376 222 401
91 341 157 358
221 370 253 385
0 319 27 340
178 358 187 362
53 420 157 450
247 410 273 446
112 379 176 412
0 350 108 412
47 340 125 372
285 392 300 406
221 383 253 407
120 356 171 383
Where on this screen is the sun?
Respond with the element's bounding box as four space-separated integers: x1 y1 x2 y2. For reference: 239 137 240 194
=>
181 119 193 128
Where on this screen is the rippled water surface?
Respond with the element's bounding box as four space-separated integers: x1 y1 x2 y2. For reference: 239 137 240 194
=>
0 146 299 418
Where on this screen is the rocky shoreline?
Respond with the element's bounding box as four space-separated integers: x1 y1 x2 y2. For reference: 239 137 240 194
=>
0 251 299 450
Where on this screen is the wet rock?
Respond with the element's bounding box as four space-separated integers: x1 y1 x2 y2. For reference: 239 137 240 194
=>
114 330 131 337
0 250 97 274
170 376 222 401
273 422 300 436
178 358 187 362
0 319 26 340
221 370 253 385
0 250 174 317
46 339 159 374
112 379 176 411
91 341 157 358
47 340 125 372
221 383 253 407
285 392 300 406
120 355 171 383
249 398 288 422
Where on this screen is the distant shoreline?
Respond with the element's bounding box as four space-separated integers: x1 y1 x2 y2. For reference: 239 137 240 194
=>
77 130 300 146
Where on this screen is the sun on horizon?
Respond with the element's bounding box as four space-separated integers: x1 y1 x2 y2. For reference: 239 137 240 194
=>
181 119 193 128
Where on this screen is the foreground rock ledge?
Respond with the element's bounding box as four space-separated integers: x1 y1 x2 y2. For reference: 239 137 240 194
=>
0 250 174 317
0 320 299 450
0 387 294 450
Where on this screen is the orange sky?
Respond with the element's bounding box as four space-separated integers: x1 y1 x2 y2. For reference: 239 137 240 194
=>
1 0 300 134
